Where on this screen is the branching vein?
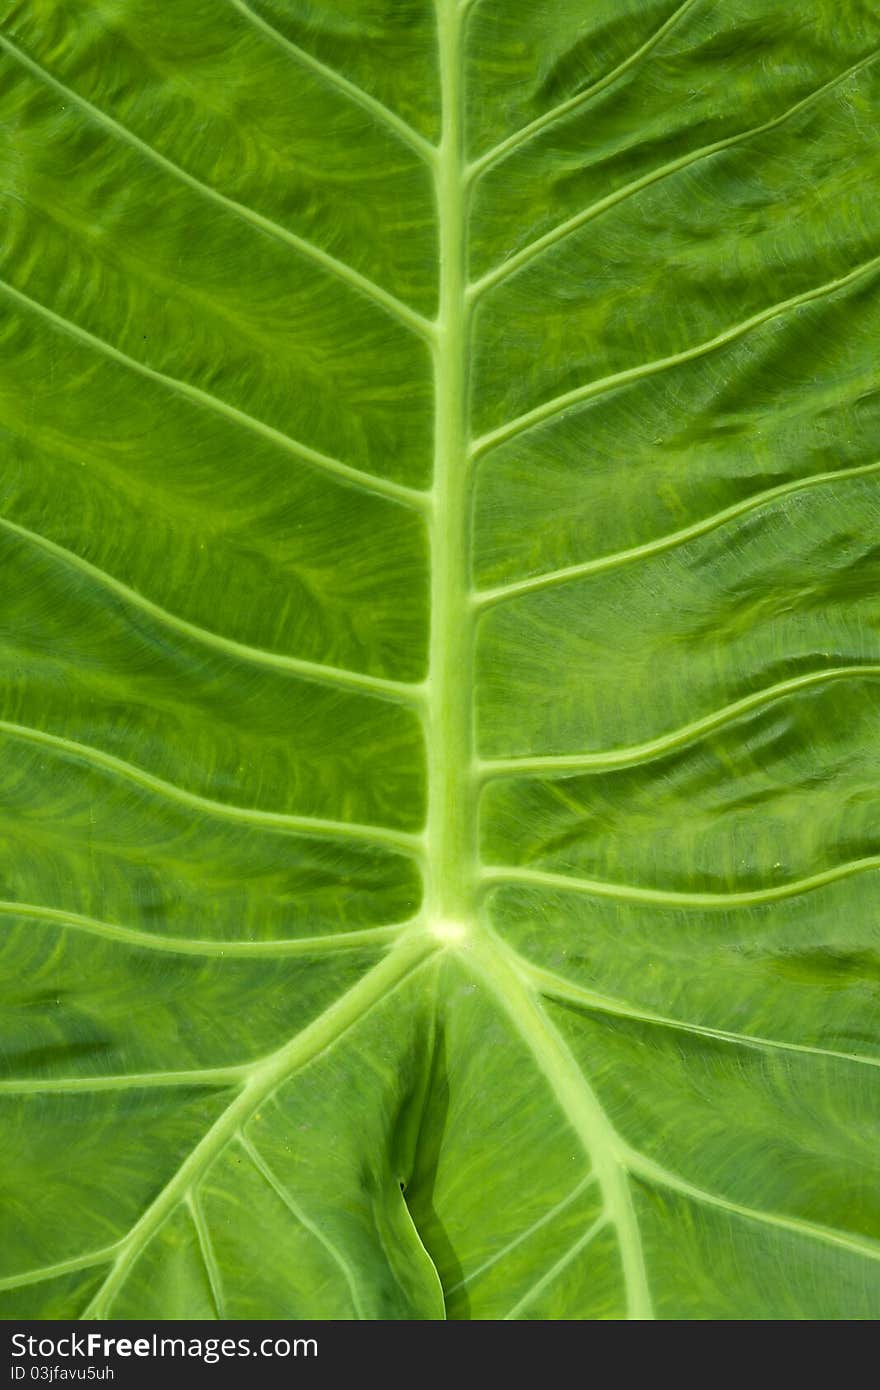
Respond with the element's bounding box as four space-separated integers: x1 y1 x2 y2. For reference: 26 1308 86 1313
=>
471 252 880 457
482 858 880 908
625 1150 880 1264
475 459 880 607
0 718 424 857
79 935 436 1318
238 1132 366 1318
468 0 703 181
188 1193 226 1318
0 1069 248 1095
0 278 429 512
228 0 436 163
0 1247 119 1294
0 900 414 958
465 937 653 1318
446 1171 598 1295
469 45 880 297
503 1216 609 1319
514 955 880 1072
479 666 880 778
0 514 424 706
0 33 434 342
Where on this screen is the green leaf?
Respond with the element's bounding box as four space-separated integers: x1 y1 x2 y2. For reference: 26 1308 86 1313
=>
1 0 879 1321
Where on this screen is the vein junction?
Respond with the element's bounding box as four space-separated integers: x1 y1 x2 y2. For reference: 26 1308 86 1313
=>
4 0 878 1325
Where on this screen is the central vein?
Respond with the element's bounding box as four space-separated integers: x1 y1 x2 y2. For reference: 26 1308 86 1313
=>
426 0 475 928
420 5 653 1318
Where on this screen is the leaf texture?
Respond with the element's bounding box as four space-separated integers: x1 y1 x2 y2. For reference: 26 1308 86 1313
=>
1 0 879 1320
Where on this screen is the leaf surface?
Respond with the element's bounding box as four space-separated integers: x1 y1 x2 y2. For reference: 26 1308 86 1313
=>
1 0 880 1320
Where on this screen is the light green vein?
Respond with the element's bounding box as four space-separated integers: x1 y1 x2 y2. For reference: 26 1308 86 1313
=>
0 1246 118 1294
228 0 436 163
0 718 424 858
515 955 880 1071
0 900 413 958
625 1149 880 1264
187 1193 226 1319
471 252 880 457
81 933 437 1318
482 858 880 908
446 1171 598 1295
503 1215 609 1320
465 935 653 1319
0 1069 247 1095
479 665 880 778
0 513 424 706
0 33 434 343
0 278 429 513
469 45 880 295
238 1132 366 1318
468 0 703 181
423 0 478 926
475 459 880 608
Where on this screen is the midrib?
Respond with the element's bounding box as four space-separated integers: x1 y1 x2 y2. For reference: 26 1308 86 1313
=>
423 3 653 1318
426 0 475 928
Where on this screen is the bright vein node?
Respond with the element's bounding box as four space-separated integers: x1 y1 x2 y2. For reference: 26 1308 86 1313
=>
429 918 469 945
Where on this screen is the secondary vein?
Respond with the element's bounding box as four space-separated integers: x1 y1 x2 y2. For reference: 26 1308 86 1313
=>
468 0 703 181
502 1216 609 1319
625 1150 880 1264
514 954 880 1072
474 459 880 607
482 858 880 907
469 44 880 296
0 901 414 958
80 934 438 1318
0 33 434 342
0 277 429 512
187 1193 226 1318
227 0 436 164
470 252 880 457
0 513 424 706
478 665 880 777
446 1171 598 1295
0 1069 248 1095
0 718 424 857
238 1132 367 1318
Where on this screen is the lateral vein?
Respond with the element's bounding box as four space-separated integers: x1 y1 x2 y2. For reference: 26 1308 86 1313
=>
0 278 428 512
625 1150 880 1264
503 1215 609 1320
446 1171 598 1295
515 956 880 1071
0 900 415 958
468 0 703 181
0 513 424 705
227 0 436 163
238 1132 366 1318
479 666 880 777
471 253 880 456
187 1193 226 1318
470 45 880 295
0 1247 119 1293
482 858 880 907
0 33 434 342
475 459 880 606
0 1069 248 1095
0 718 424 856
